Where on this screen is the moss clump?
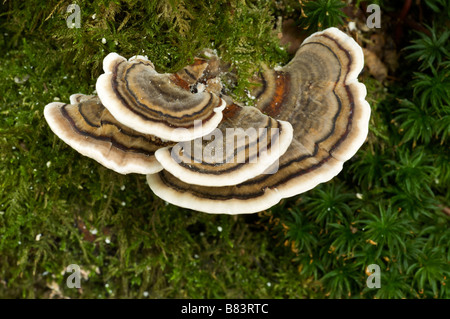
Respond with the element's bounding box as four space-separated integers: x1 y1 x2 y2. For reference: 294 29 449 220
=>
0 0 448 299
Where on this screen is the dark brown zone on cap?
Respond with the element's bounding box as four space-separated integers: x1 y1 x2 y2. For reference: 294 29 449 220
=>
169 73 191 91
222 103 242 121
192 58 207 66
258 71 291 118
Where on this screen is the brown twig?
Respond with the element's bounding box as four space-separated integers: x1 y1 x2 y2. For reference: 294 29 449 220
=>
438 205 450 217
395 0 412 44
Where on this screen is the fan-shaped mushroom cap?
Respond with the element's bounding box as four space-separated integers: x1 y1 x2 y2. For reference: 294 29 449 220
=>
44 94 174 174
255 27 369 162
154 101 293 186
147 27 370 214
95 53 226 142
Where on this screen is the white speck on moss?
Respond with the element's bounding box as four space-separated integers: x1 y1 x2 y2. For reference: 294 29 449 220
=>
356 193 363 199
46 161 51 168
348 21 356 31
35 233 42 241
90 228 98 235
246 90 255 100
120 185 125 191
217 226 223 232
102 38 107 44
105 237 111 244
14 74 30 84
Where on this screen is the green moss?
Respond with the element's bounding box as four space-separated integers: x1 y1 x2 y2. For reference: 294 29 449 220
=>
0 0 448 299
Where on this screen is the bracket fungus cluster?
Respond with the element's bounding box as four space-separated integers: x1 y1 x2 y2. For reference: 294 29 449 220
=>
44 27 370 215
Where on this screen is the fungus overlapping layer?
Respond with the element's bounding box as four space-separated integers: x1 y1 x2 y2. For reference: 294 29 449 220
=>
96 53 226 141
44 94 173 174
155 103 294 187
44 27 370 215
